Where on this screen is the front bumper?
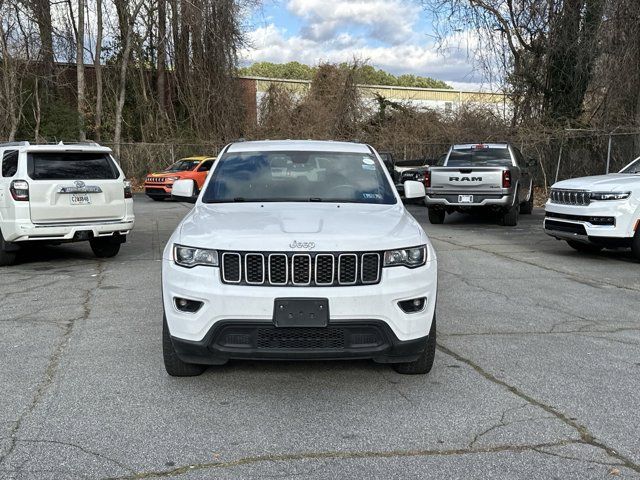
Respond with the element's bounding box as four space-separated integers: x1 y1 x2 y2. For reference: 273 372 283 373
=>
4 218 134 242
144 185 172 198
162 259 437 344
425 191 515 208
169 320 429 365
544 201 637 242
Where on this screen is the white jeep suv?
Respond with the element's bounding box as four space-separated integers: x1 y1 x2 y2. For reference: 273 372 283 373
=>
544 156 640 259
162 140 438 376
0 141 135 266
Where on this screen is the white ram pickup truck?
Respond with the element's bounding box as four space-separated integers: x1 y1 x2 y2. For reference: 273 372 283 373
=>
162 140 438 376
544 156 640 259
0 141 135 266
425 143 535 226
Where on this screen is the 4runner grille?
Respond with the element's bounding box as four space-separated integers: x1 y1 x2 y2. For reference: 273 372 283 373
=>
220 251 382 287
550 189 590 206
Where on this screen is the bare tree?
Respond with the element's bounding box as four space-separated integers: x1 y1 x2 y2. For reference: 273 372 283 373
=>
424 0 604 125
156 0 167 117
112 0 146 157
76 0 86 140
94 0 103 140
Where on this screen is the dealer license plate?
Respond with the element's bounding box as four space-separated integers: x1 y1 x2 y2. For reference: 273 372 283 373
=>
70 194 91 205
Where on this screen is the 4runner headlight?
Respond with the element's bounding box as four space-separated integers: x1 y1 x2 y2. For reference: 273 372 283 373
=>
589 192 631 201
173 244 218 268
383 246 427 268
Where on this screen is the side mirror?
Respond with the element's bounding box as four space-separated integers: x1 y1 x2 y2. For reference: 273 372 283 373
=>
404 180 426 199
171 179 198 204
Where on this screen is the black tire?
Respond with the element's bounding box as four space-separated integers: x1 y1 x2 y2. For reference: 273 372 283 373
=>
0 232 18 267
90 238 121 258
499 203 519 226
520 191 534 214
632 228 640 262
428 208 446 224
392 316 436 375
566 240 603 254
163 315 206 377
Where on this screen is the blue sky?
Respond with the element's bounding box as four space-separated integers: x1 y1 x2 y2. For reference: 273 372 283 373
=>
242 0 487 90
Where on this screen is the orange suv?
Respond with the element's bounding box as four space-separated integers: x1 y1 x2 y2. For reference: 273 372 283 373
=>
144 156 216 201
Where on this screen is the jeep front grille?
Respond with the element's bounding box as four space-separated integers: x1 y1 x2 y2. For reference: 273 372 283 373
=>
550 189 590 206
220 251 382 287
146 177 168 183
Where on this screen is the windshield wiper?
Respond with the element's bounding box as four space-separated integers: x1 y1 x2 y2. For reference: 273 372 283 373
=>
309 197 323 202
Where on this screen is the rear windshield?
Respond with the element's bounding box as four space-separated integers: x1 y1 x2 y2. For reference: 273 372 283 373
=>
447 147 512 167
202 150 396 204
28 152 119 180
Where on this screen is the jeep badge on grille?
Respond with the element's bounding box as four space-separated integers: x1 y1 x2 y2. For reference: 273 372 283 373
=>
289 241 315 250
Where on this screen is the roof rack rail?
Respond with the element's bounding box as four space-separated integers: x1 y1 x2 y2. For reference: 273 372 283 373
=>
0 141 30 147
56 140 102 146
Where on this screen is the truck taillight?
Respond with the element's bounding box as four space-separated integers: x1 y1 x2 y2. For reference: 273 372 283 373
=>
502 170 511 189
10 180 29 201
423 171 431 188
124 180 133 199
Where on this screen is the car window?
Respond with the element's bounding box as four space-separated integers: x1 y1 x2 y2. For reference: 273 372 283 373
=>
511 147 524 167
620 157 640 174
198 160 214 172
203 150 397 205
164 160 201 172
447 146 512 167
1 150 18 177
27 152 119 180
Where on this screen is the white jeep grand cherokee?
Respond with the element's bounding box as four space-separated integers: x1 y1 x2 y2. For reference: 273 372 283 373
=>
544 156 640 259
0 141 135 266
162 140 438 376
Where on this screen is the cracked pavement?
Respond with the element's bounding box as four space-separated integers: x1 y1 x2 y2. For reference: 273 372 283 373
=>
0 198 639 479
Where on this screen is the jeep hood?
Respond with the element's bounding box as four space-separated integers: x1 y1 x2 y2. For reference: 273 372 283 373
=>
177 202 426 252
553 174 640 191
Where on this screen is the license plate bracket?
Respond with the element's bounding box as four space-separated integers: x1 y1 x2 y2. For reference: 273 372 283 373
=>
458 194 474 203
273 298 329 328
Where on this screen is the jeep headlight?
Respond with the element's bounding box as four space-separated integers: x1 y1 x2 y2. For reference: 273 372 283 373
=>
383 246 427 268
167 176 180 182
173 244 218 268
589 192 631 201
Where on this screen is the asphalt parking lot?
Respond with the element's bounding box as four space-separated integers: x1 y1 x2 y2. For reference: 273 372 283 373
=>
1 196 640 479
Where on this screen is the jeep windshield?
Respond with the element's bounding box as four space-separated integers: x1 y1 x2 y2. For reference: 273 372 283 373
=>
202 151 396 204
447 147 512 167
620 157 640 174
164 160 200 172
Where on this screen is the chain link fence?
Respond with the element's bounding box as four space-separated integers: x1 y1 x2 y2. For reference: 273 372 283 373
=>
94 133 640 189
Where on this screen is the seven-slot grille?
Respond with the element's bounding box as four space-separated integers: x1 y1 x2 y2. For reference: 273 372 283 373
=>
146 177 169 183
220 251 382 287
550 189 590 206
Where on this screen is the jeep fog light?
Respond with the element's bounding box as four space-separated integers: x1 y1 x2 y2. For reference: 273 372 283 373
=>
174 297 203 313
398 297 426 313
